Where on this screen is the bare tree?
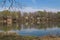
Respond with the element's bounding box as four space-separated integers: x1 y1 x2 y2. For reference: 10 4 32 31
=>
0 0 21 9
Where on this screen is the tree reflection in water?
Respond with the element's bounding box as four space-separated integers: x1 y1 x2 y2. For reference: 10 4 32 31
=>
0 22 60 31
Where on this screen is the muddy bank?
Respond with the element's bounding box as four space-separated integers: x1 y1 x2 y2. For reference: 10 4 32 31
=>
0 32 60 40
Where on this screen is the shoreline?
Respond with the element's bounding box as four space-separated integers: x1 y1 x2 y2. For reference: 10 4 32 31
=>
0 32 60 40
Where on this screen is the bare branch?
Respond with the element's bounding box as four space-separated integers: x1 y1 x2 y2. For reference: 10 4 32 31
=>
0 0 20 9
1 0 6 8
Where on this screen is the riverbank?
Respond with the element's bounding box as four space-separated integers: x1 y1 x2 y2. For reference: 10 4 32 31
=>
0 32 60 40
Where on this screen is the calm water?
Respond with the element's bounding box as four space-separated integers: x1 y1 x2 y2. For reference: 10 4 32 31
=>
0 22 60 37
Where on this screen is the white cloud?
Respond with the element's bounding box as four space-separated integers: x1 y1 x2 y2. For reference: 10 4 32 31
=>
0 7 60 13
0 7 21 11
21 7 43 12
0 7 8 11
44 8 60 12
21 7 60 13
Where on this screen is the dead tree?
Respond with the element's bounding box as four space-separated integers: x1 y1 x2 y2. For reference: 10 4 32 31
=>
0 0 21 9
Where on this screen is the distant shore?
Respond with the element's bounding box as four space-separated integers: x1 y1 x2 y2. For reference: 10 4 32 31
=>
0 10 60 25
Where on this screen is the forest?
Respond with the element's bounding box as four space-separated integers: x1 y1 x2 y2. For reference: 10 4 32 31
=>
0 10 60 24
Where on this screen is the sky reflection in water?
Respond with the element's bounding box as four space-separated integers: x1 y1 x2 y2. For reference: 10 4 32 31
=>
17 27 60 36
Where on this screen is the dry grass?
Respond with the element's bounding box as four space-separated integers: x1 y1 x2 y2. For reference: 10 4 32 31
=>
0 32 60 40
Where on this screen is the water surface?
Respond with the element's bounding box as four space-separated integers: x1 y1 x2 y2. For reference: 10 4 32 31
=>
0 22 60 37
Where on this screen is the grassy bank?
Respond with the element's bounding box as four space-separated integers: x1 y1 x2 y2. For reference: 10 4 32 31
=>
0 32 60 40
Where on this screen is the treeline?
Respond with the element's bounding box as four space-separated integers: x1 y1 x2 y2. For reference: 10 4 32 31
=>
0 10 21 23
0 10 60 24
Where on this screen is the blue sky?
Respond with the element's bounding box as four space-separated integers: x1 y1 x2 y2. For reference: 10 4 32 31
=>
20 0 60 12
0 0 60 12
20 0 60 9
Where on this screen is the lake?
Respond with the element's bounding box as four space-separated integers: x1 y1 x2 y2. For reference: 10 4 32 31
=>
0 22 60 37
